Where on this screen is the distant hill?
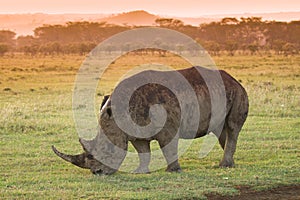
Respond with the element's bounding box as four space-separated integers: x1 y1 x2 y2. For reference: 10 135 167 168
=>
101 10 158 26
0 11 159 36
0 13 110 36
0 10 299 36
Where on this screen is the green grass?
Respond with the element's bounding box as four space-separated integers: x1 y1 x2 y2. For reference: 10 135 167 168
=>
0 54 299 199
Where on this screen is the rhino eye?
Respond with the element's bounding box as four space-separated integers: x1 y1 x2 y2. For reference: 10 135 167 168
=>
87 154 94 159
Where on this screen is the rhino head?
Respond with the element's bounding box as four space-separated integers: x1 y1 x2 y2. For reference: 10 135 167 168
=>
52 96 128 175
51 140 116 175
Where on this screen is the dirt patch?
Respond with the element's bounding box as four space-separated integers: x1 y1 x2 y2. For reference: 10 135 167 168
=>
206 185 300 200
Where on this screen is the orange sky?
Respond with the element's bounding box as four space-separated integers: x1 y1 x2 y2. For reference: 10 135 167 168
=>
1 0 300 17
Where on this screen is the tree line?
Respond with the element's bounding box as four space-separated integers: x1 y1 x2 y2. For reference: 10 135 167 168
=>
0 17 299 56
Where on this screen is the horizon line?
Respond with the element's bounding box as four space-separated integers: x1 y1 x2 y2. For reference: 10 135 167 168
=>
0 10 300 18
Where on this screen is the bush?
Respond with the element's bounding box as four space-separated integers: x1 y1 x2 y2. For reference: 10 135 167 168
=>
0 44 9 56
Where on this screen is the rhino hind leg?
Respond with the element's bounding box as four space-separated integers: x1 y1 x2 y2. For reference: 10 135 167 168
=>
131 140 151 174
218 125 227 150
213 124 234 167
220 97 248 168
219 124 238 168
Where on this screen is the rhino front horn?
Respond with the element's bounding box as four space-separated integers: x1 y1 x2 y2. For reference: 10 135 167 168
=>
52 145 90 169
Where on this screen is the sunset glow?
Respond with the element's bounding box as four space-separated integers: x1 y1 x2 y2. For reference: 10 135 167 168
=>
1 0 300 17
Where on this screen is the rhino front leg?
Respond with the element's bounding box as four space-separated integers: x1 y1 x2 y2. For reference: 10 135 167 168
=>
158 135 181 172
131 140 151 174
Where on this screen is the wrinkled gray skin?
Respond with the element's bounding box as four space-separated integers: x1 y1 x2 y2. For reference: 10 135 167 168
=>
52 66 248 175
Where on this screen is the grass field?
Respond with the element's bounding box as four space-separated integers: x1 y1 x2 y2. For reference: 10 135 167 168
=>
0 53 299 199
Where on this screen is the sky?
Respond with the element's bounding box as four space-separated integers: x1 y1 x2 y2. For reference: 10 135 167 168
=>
0 0 300 17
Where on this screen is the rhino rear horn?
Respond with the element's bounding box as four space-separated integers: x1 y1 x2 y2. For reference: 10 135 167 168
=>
52 145 90 169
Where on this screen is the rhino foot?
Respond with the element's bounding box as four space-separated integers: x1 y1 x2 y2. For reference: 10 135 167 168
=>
133 167 150 174
166 161 182 172
219 159 235 168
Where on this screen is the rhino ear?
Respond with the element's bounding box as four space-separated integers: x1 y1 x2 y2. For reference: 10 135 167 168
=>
100 95 110 110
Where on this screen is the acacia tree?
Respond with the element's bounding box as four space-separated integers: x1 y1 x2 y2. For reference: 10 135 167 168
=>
203 41 221 56
155 18 184 27
248 43 259 55
282 43 298 55
224 40 238 56
221 17 239 25
0 30 16 46
0 30 16 53
0 44 9 56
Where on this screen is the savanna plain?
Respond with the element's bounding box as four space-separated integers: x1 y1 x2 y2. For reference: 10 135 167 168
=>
0 53 299 199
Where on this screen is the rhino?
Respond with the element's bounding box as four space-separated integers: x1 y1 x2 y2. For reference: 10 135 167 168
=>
52 66 248 175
